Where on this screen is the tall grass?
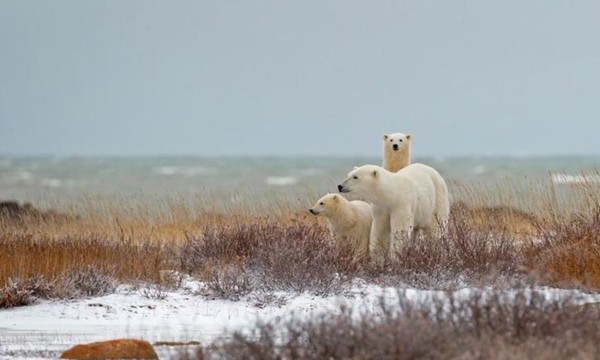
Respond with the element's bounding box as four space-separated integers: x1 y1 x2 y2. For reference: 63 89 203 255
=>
1 175 600 308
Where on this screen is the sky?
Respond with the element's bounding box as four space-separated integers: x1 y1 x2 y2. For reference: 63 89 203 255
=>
0 0 599 157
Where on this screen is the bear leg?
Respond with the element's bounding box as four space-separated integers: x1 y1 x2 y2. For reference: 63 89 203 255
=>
389 212 414 262
369 212 390 268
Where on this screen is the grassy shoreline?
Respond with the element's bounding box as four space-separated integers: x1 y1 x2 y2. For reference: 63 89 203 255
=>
2 178 600 358
2 177 600 307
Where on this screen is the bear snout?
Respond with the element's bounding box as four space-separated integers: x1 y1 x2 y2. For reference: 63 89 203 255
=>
338 184 349 193
309 208 317 215
392 144 399 151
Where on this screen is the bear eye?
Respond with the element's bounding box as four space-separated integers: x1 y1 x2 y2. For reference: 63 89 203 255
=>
399 139 403 142
319 202 324 205
389 139 393 142
353 175 358 179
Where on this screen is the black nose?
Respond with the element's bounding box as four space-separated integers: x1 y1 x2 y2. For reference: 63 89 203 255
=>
309 209 315 214
393 144 399 150
337 185 343 192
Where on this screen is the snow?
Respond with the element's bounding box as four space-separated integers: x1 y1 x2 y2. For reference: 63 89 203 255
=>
1 276 600 359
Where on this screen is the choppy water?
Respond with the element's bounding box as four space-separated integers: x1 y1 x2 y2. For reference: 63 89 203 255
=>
0 156 599 210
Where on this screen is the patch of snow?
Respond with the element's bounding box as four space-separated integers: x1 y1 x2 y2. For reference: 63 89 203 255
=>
1 276 600 359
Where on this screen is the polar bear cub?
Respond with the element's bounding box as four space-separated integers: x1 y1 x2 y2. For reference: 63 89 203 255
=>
382 132 412 173
309 193 372 260
338 163 449 265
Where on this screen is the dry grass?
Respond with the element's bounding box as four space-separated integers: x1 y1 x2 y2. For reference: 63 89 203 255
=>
0 233 171 283
449 201 540 241
2 175 600 307
523 207 600 289
197 288 600 360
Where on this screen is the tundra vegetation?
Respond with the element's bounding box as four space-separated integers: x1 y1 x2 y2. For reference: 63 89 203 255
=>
1 176 600 358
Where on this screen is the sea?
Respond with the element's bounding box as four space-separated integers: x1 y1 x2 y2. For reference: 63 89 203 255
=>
1 156 599 211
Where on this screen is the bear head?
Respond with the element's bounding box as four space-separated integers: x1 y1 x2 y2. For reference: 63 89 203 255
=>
338 165 381 200
309 193 341 216
383 132 411 152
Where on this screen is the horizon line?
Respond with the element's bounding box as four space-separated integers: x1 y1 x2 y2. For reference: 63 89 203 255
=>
1 153 600 159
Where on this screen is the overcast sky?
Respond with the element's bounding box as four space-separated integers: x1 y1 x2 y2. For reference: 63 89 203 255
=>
1 1 599 157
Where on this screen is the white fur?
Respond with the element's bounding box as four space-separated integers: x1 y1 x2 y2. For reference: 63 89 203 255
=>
382 132 412 173
309 193 372 260
338 163 449 266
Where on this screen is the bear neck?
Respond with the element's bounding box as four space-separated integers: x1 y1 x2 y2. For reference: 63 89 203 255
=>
364 173 395 207
383 145 411 173
329 198 355 230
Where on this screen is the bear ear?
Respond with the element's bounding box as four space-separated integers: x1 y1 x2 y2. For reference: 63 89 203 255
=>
383 134 388 140
406 134 412 140
353 166 359 170
372 170 378 178
332 194 338 201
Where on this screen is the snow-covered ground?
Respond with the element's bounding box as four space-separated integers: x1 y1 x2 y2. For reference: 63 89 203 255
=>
2 276 600 359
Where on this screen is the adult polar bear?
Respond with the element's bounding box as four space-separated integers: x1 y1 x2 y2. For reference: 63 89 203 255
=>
382 132 412 173
338 163 449 265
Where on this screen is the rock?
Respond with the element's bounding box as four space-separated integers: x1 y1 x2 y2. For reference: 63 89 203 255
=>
0 201 33 217
60 339 158 360
0 200 75 225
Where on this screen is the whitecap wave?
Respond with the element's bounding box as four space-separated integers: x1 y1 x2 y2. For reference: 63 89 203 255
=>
154 166 216 177
40 178 62 188
551 174 600 185
471 165 486 175
2 171 34 184
297 168 323 176
266 176 298 186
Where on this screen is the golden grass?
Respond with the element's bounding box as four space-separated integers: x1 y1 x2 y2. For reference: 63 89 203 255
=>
522 209 600 289
450 201 540 241
0 192 322 295
2 174 600 301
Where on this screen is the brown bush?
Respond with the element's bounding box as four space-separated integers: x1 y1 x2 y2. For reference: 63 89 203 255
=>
522 205 600 289
181 221 354 294
248 228 340 293
180 224 267 275
54 265 117 299
201 266 253 300
200 288 600 359
376 217 518 288
0 278 33 308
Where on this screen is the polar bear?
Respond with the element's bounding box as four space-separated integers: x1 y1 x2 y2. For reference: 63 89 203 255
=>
382 132 412 173
337 163 449 265
309 193 372 260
